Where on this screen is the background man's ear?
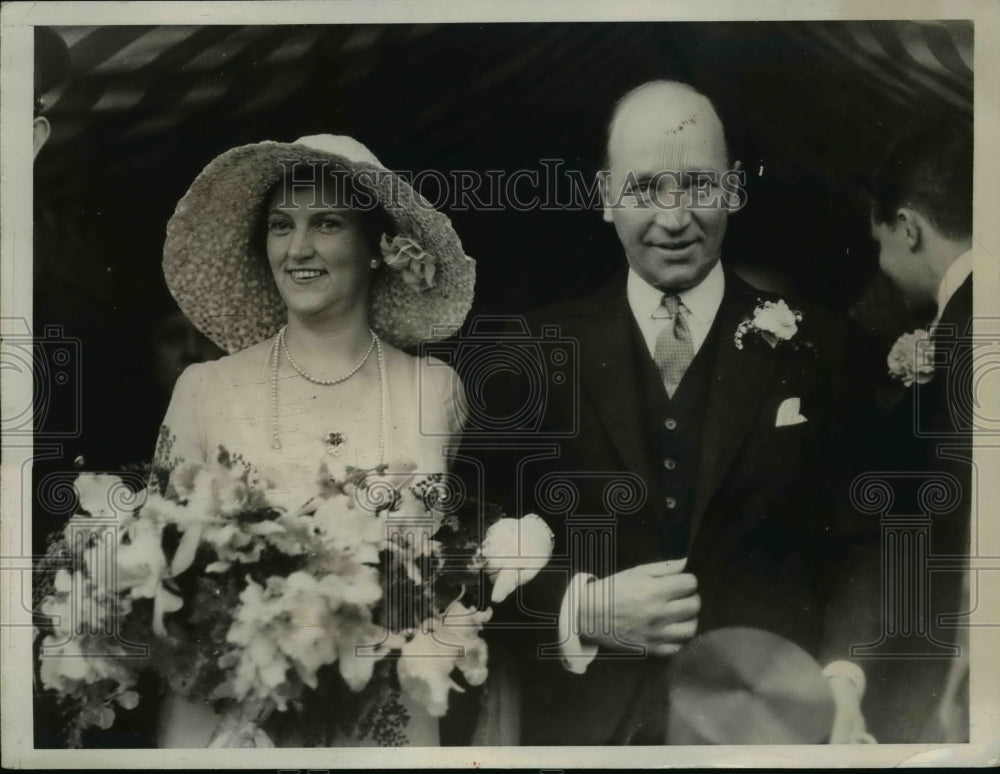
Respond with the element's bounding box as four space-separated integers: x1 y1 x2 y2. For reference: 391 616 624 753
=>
896 208 923 252
33 116 51 160
600 170 614 223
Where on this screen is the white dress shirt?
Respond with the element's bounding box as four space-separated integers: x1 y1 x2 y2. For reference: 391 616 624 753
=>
559 261 725 673
627 259 726 359
932 248 974 328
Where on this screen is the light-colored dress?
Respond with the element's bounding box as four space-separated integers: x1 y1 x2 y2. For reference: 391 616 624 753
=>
154 336 465 747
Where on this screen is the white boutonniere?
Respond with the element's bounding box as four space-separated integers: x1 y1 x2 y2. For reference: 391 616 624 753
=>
887 329 935 386
735 299 805 350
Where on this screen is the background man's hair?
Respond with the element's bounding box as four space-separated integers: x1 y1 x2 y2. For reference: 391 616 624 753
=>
602 79 730 170
869 114 973 240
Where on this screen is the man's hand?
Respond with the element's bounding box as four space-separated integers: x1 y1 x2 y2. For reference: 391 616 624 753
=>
578 559 699 656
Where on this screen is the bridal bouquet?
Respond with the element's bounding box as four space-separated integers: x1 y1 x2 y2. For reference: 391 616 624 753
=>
34 439 553 747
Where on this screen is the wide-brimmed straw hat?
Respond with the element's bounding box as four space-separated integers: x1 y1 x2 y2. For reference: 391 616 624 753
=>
163 134 476 353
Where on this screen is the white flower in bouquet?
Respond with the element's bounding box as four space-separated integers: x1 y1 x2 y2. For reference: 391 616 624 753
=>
396 631 460 718
223 577 298 708
66 474 143 547
168 460 206 500
332 618 395 693
169 460 248 518
223 564 390 710
207 721 276 748
480 513 555 603
160 462 277 576
38 570 136 700
272 573 339 688
40 634 133 694
441 601 491 687
38 571 92 642
74 473 135 519
312 495 386 565
192 465 251 518
315 560 383 609
112 516 183 636
296 568 389 692
37 451 512 747
396 602 492 717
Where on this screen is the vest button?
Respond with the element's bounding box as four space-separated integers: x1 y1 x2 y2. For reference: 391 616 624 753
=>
663 458 676 470
664 418 678 430
665 496 678 510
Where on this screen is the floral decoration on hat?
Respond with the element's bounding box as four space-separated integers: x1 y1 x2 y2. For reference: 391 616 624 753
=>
380 235 437 291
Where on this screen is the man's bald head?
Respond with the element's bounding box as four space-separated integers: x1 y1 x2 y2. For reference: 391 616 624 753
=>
601 80 735 291
604 80 729 170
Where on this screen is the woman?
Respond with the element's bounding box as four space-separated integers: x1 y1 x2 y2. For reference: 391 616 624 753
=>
154 134 476 747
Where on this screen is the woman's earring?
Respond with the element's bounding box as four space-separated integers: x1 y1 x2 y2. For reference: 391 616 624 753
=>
369 258 380 269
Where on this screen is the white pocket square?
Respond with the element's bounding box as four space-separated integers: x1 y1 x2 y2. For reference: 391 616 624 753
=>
775 397 808 427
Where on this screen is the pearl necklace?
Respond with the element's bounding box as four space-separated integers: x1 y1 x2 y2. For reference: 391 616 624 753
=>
279 326 375 385
270 326 387 466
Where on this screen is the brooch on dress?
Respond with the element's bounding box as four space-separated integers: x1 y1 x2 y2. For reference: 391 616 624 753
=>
323 432 346 456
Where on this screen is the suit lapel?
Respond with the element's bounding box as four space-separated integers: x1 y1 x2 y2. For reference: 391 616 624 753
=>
689 275 782 544
569 274 785 543
573 287 664 501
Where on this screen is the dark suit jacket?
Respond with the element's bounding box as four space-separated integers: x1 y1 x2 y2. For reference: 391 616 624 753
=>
456 270 842 745
823 275 972 743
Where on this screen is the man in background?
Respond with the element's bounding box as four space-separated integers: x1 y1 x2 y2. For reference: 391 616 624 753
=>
824 114 975 743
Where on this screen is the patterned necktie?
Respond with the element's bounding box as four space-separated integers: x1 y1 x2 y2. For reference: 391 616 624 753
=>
653 294 694 398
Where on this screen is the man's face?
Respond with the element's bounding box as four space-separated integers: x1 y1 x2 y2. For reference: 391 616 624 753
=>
603 90 731 291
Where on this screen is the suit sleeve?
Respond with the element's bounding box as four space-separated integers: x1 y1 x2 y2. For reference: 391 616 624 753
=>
452 321 577 665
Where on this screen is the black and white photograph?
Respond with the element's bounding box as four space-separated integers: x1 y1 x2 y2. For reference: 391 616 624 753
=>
2 0 998 768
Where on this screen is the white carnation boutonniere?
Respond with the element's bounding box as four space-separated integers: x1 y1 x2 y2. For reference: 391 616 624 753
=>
734 299 807 351
887 329 935 386
379 234 437 291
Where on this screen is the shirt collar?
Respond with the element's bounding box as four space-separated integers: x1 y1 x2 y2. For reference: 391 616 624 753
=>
935 249 974 323
626 260 725 327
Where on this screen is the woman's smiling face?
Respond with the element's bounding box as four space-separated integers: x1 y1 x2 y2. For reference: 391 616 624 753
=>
265 179 375 323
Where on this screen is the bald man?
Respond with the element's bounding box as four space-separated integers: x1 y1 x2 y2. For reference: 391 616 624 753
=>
467 81 847 745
